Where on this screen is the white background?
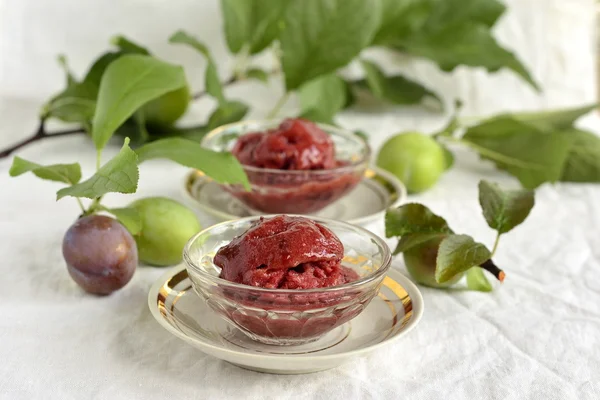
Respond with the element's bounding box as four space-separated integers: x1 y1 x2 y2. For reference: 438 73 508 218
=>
1 1 600 399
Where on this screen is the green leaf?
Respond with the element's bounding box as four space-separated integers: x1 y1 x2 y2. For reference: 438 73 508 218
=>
372 0 433 46
43 82 97 127
279 0 381 90
57 54 76 86
57 138 139 200
466 267 493 292
82 52 123 91
169 30 211 58
205 63 225 104
393 232 448 255
135 138 250 189
110 35 150 55
436 234 491 283
246 68 269 83
478 180 535 234
373 0 505 46
92 54 187 151
561 129 600 182
220 0 290 54
9 157 81 184
168 30 225 104
400 22 539 91
462 119 571 188
207 101 249 129
298 74 347 124
423 0 505 30
504 104 598 132
385 203 452 238
100 206 142 235
147 124 209 142
359 60 442 107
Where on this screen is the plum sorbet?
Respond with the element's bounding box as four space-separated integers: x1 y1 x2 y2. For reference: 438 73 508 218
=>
227 119 365 214
232 118 337 170
214 215 359 289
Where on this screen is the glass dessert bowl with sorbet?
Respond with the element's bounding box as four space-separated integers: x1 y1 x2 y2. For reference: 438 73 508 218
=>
201 118 370 214
184 215 391 345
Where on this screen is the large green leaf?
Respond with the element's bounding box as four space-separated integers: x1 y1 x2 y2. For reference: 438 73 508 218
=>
436 234 491 283
57 138 139 199
478 180 535 234
298 74 347 124
393 232 448 255
372 0 434 45
423 0 505 30
220 0 290 54
385 203 452 238
401 23 538 90
561 129 600 183
462 119 571 188
279 0 381 90
507 104 598 132
92 54 187 151
359 60 441 107
9 157 81 184
135 138 250 189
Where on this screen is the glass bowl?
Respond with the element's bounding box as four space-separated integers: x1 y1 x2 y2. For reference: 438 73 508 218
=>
183 215 392 345
200 120 371 214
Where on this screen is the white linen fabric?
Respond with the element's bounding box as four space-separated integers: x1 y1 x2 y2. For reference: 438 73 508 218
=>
1 0 599 399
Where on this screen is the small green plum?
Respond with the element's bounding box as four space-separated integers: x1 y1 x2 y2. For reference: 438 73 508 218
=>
403 236 463 288
376 132 446 193
141 85 191 128
129 197 201 266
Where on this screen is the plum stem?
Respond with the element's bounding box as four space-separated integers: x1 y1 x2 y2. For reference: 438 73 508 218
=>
491 233 501 256
480 259 505 282
0 119 85 159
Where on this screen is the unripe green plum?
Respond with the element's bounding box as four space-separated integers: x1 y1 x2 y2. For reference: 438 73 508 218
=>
376 132 446 193
129 197 201 266
62 215 137 295
142 85 190 128
403 236 463 288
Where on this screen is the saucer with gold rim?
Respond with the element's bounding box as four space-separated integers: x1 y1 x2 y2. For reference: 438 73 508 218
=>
148 264 423 374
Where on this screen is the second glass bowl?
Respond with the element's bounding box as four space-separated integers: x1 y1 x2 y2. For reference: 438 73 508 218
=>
201 120 370 214
183 216 391 345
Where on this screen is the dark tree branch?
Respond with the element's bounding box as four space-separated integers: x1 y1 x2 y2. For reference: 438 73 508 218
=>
0 119 85 158
480 259 506 282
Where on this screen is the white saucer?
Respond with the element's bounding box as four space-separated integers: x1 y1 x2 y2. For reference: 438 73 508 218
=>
148 264 424 374
181 167 406 226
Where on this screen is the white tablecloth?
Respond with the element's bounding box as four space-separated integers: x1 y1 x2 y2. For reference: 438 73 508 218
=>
1 94 599 400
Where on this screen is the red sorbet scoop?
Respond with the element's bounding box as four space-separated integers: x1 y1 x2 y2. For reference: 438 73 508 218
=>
214 215 358 289
231 118 337 170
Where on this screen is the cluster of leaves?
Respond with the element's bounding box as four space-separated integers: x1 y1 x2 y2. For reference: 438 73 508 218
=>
10 54 249 226
439 104 600 188
35 0 536 147
385 180 535 291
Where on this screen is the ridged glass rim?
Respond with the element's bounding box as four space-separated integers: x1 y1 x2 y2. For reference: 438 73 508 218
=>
200 119 371 175
183 215 392 295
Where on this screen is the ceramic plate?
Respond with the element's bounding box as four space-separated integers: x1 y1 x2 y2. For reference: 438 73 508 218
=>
148 264 424 375
182 167 406 226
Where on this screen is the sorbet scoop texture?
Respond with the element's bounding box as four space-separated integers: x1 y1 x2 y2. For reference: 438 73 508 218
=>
232 118 337 170
214 215 359 289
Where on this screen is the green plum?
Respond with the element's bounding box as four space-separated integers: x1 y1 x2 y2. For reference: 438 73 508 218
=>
141 85 191 128
129 197 201 266
403 236 463 288
376 132 446 193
